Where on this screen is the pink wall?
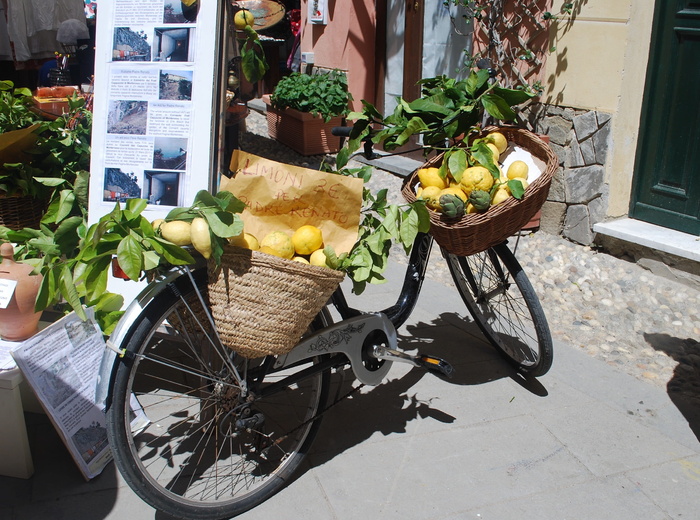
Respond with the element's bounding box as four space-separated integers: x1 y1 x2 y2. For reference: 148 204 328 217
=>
300 0 377 111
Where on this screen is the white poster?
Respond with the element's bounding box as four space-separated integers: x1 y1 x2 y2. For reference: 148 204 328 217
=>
88 0 221 223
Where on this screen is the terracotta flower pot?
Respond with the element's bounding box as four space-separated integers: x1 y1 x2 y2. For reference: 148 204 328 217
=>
0 243 43 341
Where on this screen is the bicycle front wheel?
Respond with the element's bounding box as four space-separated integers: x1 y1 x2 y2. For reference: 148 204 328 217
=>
106 268 331 520
443 242 553 376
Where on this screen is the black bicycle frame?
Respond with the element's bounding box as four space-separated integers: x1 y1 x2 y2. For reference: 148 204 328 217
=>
330 232 435 330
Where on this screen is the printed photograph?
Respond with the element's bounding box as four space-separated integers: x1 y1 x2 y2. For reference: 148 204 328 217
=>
164 1 199 23
143 170 182 206
107 100 148 135
103 167 142 203
112 27 151 62
152 28 193 62
153 137 188 170
159 69 193 101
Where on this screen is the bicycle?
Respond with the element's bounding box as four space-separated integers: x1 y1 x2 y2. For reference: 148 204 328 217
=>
96 134 553 520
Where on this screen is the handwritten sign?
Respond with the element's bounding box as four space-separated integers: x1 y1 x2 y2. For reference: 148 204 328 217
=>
0 279 18 309
222 151 363 254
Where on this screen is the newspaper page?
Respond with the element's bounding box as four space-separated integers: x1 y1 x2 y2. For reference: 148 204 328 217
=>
10 310 113 480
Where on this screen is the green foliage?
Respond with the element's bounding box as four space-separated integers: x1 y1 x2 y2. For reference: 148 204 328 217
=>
239 26 269 84
270 70 353 122
0 80 40 132
347 71 534 153
322 140 430 295
1 191 244 335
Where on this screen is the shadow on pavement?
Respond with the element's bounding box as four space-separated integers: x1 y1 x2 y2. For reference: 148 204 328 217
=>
644 332 700 441
307 312 551 472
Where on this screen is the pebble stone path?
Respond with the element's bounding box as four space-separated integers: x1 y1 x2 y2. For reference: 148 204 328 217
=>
240 109 700 400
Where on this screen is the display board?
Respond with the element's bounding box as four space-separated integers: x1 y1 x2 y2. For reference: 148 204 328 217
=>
88 0 222 224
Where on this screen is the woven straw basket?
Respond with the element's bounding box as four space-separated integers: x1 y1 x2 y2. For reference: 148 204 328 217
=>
207 246 345 359
401 126 558 256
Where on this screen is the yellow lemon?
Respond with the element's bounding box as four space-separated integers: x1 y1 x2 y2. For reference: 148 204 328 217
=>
160 220 192 246
151 218 165 233
491 188 511 206
190 217 212 259
292 225 324 256
292 256 310 264
486 142 500 162
459 166 494 195
486 131 508 154
466 203 479 214
260 231 294 259
309 248 330 268
419 185 443 210
507 160 529 180
507 177 529 193
439 186 468 202
417 167 448 190
229 232 259 250
234 9 254 30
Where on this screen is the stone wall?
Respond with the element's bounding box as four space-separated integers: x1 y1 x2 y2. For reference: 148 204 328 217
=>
521 103 612 245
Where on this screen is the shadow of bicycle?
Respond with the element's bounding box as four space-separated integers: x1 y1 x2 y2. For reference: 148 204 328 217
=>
304 311 548 473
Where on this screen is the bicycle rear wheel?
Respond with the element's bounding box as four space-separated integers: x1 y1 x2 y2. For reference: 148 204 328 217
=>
443 242 553 376
106 268 331 520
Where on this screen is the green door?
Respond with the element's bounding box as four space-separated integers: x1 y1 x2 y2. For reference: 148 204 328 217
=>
631 0 700 235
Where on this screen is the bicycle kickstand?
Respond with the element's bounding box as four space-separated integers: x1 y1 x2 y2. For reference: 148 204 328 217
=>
370 345 454 379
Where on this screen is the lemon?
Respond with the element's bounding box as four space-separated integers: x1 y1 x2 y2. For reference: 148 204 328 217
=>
292 225 324 255
229 231 259 250
260 231 294 259
309 249 329 268
292 256 310 264
486 131 508 154
507 177 529 193
234 9 254 30
507 160 529 180
417 167 448 189
160 220 192 246
420 185 443 210
440 186 467 202
466 203 479 214
486 142 500 162
151 218 165 232
491 188 511 206
190 217 212 259
459 166 494 195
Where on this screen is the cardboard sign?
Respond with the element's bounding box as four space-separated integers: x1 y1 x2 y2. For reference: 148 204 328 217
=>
221 151 363 254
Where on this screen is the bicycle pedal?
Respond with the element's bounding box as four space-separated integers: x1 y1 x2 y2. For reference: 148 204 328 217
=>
417 355 454 379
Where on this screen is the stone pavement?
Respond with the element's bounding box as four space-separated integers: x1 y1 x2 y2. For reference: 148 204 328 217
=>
1 260 699 520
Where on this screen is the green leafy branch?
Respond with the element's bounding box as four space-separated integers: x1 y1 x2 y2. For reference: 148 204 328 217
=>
322 142 430 295
239 26 269 84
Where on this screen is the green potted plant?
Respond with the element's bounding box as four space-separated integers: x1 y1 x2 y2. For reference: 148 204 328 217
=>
263 70 352 155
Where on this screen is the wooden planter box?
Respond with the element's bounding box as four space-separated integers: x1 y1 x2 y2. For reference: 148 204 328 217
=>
262 95 343 156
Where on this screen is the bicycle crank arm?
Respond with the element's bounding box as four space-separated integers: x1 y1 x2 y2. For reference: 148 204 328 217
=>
274 313 396 385
370 346 454 379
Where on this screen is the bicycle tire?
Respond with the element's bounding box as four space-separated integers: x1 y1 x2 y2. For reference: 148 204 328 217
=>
106 268 332 520
443 242 553 376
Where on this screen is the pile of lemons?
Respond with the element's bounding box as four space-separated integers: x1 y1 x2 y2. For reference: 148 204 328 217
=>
416 131 530 215
153 218 333 269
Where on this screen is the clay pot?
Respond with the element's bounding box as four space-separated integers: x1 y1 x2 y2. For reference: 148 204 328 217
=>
0 243 43 341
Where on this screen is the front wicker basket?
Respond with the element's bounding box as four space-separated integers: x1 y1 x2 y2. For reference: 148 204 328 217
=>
401 126 558 256
207 246 345 359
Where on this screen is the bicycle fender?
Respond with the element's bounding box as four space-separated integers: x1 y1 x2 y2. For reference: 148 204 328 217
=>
274 313 396 385
94 268 197 411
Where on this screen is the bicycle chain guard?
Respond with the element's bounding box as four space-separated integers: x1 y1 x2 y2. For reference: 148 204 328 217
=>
274 313 396 385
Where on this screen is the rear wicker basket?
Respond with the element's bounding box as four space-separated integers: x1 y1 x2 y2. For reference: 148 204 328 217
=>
401 126 558 256
207 246 344 358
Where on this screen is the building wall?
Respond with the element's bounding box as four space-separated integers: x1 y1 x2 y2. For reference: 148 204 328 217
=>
299 0 377 112
543 0 656 219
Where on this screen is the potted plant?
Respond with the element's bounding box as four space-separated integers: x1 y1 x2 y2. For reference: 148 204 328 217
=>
0 80 91 230
263 70 352 155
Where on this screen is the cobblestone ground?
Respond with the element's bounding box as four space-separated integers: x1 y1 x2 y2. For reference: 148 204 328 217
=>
239 110 700 404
